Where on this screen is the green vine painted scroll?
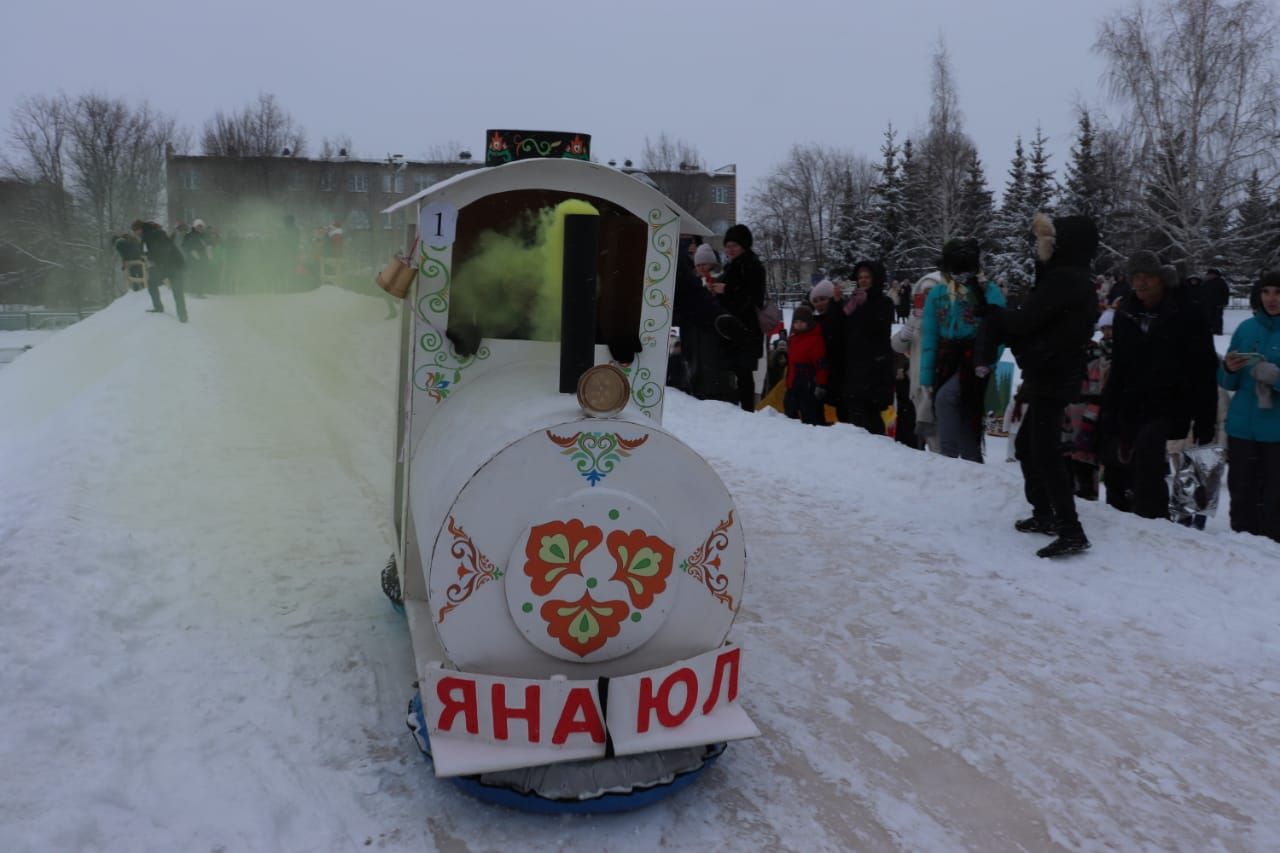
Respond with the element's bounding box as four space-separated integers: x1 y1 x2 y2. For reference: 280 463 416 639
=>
412 244 490 396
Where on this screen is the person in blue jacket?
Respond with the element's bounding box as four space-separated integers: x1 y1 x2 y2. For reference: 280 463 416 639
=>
1219 271 1280 542
918 239 1006 462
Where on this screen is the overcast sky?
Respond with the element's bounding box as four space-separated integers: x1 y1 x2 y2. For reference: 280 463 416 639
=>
2 0 1133 209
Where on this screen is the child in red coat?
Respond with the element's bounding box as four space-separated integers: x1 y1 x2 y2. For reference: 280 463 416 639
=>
785 304 829 425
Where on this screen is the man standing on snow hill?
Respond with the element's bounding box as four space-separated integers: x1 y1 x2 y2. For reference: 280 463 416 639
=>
132 219 189 324
1099 250 1218 522
982 214 1099 558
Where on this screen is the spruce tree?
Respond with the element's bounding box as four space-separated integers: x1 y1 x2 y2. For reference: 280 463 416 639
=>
988 136 1034 294
898 137 933 276
1232 170 1278 280
828 170 863 278
1026 126 1056 215
1062 110 1102 218
958 151 994 248
852 125 904 271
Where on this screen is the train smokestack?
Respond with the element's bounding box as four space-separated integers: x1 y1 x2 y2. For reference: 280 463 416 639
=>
558 213 600 394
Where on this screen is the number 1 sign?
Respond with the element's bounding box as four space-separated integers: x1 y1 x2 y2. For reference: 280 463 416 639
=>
419 201 458 247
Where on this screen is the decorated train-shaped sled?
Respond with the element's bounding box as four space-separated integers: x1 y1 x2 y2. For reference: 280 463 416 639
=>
380 131 757 812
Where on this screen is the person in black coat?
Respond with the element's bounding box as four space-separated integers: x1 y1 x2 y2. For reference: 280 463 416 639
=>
984 214 1100 558
838 260 895 434
1204 268 1231 335
1099 251 1219 520
132 219 188 323
672 244 739 403
719 224 767 412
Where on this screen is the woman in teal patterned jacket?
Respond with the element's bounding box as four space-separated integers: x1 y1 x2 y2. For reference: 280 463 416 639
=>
919 239 1006 462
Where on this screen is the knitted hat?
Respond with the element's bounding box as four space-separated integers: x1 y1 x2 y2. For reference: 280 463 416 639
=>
940 239 980 274
724 223 753 250
1127 250 1163 277
792 304 815 327
809 280 835 302
693 243 720 268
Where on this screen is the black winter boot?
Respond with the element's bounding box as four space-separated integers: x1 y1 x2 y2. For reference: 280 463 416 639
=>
1037 523 1090 558
1015 515 1057 535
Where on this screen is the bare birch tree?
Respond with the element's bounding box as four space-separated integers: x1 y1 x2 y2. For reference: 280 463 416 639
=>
746 144 874 290
914 39 979 254
1096 0 1280 267
201 93 307 157
4 93 184 304
640 133 704 172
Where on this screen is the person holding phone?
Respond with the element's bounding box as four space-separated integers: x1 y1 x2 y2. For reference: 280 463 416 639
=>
1219 271 1280 542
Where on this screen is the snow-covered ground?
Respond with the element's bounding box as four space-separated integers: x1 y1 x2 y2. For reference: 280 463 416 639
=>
0 329 58 366
1 290 1277 851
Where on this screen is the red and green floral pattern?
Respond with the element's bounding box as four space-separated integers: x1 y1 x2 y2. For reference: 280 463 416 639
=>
520 518 676 658
607 529 674 610
539 593 630 657
523 519 602 595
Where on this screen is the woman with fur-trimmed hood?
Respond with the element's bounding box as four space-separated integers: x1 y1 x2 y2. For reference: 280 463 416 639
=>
838 260 896 434
984 213 1100 558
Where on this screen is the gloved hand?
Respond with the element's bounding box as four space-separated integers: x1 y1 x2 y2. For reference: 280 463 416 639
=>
813 385 827 402
1252 360 1280 385
965 275 987 306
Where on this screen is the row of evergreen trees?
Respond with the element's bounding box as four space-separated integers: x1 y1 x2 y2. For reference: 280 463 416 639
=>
830 108 1280 293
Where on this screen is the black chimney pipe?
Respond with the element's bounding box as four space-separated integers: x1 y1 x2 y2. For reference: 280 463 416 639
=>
559 213 601 393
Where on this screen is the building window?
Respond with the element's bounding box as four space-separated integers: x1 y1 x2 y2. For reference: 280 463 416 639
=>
413 173 435 193
348 174 368 193
711 185 731 205
288 171 306 191
319 172 335 192
348 209 371 230
181 170 200 191
182 208 196 225
381 174 406 193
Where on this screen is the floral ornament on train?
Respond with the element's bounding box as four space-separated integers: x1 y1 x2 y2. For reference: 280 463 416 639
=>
522 519 675 657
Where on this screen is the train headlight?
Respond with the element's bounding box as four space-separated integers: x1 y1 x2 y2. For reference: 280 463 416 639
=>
576 364 630 418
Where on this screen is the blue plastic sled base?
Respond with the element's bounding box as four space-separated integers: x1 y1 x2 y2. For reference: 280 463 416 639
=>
407 691 725 814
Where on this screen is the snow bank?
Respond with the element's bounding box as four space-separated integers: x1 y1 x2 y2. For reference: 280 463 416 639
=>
1 291 1277 851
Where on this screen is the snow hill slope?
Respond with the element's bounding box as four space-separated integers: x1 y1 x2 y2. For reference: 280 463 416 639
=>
1 289 1278 852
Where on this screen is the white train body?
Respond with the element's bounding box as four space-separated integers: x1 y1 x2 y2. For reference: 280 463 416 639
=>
383 156 756 780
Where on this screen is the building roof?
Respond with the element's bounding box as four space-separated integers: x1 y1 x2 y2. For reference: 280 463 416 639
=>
382 158 713 236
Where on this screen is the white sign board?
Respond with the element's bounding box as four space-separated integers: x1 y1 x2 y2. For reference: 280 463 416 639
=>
419 646 757 777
